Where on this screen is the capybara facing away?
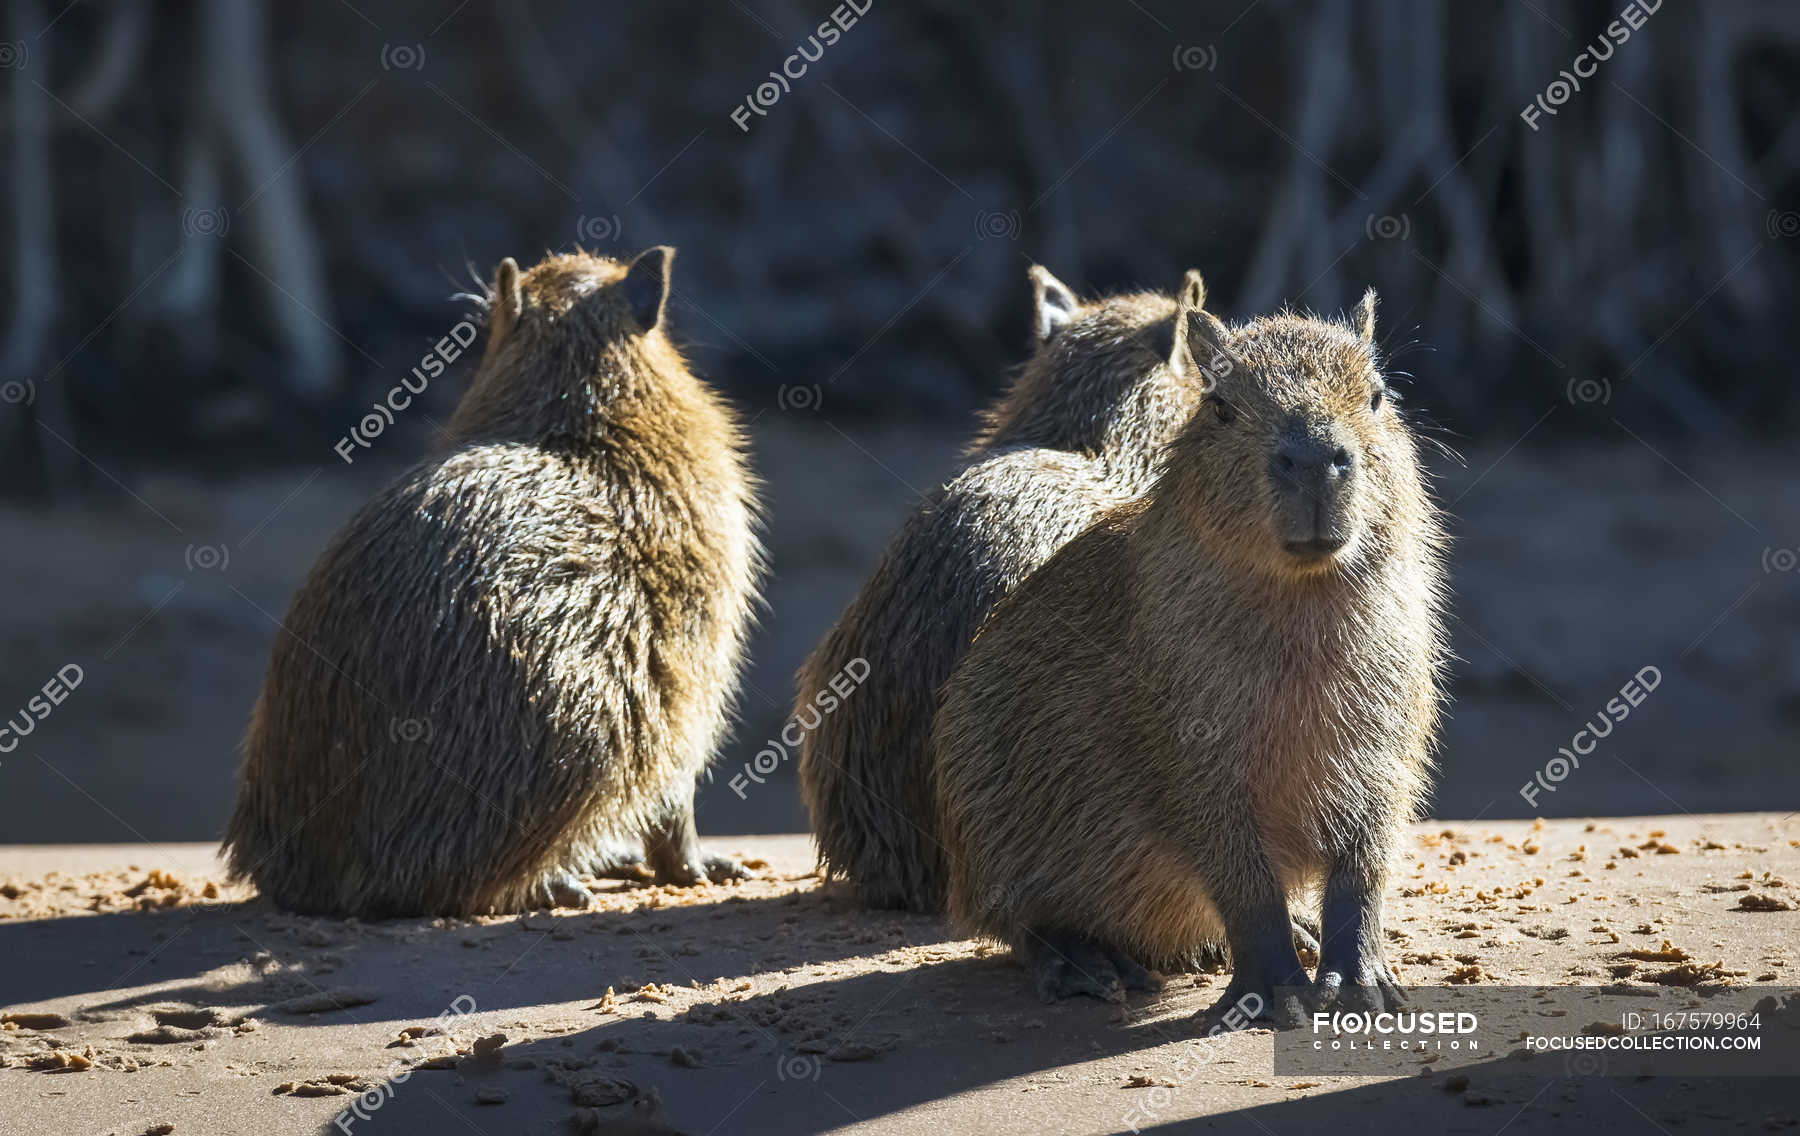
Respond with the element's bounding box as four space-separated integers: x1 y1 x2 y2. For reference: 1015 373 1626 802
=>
795 266 1210 912
224 247 761 917
932 293 1447 1024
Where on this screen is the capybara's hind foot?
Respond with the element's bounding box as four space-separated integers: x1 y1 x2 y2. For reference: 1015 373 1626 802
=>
530 871 595 910
645 800 745 887
581 841 652 881
1174 941 1230 973
1029 931 1163 1004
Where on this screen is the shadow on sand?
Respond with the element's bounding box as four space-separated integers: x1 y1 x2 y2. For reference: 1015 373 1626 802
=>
3 880 1792 1135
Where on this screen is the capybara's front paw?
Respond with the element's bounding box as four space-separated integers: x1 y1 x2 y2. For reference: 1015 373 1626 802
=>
1201 972 1308 1029
1312 948 1405 1013
653 852 747 887
1199 940 1310 1030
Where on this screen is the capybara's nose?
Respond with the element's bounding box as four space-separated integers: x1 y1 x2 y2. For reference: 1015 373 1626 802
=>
1269 433 1354 496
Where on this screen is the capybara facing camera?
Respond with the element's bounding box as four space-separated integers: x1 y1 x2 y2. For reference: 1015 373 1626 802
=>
224 247 762 917
932 293 1448 1024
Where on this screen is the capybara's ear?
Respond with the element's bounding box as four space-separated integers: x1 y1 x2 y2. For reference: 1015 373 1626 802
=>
1353 287 1377 343
624 246 675 331
490 257 523 347
1177 268 1206 313
1028 265 1079 344
1170 284 1232 392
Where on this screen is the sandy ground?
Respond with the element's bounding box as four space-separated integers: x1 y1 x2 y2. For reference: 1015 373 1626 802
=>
1 814 1795 1135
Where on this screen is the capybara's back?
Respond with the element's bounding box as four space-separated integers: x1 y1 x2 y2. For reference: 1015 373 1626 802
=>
795 267 1209 911
224 248 761 916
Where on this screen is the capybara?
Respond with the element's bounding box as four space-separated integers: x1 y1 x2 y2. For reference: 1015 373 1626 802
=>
224 247 761 916
932 292 1447 1024
796 266 1209 911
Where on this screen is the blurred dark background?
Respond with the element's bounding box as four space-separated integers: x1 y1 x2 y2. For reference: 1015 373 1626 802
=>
2 0 1796 843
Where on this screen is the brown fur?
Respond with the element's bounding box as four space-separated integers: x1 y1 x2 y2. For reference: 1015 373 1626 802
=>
795 267 1208 911
932 294 1448 1018
223 248 761 917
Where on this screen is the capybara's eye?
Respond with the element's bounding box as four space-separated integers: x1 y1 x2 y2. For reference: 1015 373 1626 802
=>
1212 397 1236 425
1370 385 1386 413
